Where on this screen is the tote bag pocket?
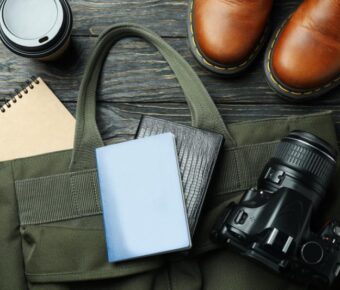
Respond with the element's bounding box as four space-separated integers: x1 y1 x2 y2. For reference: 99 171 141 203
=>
20 222 163 283
15 170 164 284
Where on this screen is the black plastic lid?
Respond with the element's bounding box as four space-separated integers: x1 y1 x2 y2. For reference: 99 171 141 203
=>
0 0 72 58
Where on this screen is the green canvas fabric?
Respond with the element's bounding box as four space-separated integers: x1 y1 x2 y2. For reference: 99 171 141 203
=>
0 23 339 290
14 142 281 226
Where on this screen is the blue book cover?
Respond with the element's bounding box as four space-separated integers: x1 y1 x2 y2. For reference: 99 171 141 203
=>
96 133 192 263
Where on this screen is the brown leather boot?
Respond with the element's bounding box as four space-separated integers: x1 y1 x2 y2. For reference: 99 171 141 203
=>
265 0 340 102
188 0 273 75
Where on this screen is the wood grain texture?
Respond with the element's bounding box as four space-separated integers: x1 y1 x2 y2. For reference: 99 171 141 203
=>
64 102 340 144
1 38 339 105
69 0 301 37
0 0 339 144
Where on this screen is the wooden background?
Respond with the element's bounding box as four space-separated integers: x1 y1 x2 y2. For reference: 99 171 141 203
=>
0 0 339 144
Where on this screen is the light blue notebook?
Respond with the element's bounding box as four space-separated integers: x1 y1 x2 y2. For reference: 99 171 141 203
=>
96 133 192 263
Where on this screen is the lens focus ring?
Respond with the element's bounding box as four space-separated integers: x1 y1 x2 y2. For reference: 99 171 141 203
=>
273 139 335 186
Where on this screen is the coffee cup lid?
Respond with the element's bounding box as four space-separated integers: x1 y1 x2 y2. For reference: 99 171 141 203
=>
0 0 72 58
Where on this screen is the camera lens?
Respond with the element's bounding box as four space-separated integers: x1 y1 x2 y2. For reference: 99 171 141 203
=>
261 131 337 206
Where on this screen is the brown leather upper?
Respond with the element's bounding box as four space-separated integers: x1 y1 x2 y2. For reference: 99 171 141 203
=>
192 0 273 65
272 0 340 90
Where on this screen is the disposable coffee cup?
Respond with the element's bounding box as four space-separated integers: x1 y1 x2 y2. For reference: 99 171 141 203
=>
0 0 73 61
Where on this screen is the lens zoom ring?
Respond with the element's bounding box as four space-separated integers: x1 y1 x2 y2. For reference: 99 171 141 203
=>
274 141 334 180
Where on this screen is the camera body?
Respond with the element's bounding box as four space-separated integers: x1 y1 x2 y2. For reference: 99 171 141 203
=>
211 131 340 287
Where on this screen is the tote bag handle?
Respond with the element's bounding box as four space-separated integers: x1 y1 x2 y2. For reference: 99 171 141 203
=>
70 23 235 171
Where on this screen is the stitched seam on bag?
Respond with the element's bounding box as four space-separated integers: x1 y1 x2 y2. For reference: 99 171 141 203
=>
189 1 267 71
15 169 94 184
25 261 162 276
230 111 332 128
34 225 103 231
70 173 80 216
13 150 71 167
233 150 242 189
25 262 161 276
16 173 60 185
53 213 103 224
71 169 100 213
20 212 103 226
266 17 340 96
223 140 279 153
91 171 101 211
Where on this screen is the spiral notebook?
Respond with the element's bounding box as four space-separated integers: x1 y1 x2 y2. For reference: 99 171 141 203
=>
0 77 75 162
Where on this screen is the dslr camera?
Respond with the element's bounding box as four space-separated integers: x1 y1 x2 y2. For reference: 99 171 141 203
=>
211 131 340 287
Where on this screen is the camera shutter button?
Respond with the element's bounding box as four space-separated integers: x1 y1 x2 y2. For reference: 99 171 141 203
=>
301 241 324 265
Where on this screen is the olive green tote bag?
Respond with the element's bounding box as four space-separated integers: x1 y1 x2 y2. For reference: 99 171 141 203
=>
1 23 339 290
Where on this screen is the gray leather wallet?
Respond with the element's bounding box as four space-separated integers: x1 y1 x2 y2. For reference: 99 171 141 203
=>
136 116 224 235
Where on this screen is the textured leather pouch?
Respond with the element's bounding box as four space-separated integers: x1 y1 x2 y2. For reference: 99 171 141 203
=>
136 116 224 235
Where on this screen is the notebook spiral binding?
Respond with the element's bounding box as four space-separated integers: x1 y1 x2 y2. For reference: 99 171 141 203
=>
1 76 40 113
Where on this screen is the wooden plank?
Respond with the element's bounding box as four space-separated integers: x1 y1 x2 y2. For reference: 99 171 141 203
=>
69 0 302 37
1 38 339 105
